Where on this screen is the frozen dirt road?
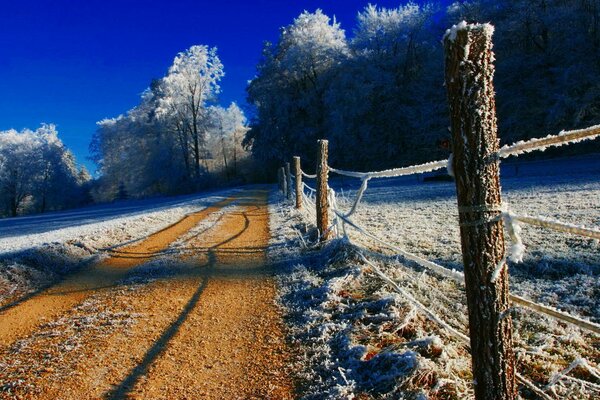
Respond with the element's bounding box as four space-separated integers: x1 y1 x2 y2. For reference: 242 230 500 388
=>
0 188 293 399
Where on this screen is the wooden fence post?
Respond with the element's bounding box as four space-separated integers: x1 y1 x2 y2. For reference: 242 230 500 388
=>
280 166 287 197
444 23 515 400
294 156 302 209
277 168 283 192
285 162 293 200
316 140 331 241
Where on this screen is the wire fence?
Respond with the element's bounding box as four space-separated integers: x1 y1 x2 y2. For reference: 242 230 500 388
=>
277 23 600 398
283 123 600 397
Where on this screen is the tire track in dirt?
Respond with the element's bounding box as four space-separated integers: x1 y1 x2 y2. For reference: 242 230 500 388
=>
108 189 294 399
0 188 294 400
0 196 235 349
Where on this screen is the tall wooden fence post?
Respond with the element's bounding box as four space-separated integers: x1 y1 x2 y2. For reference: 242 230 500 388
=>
444 23 515 400
285 162 293 200
294 156 302 209
280 166 287 197
315 140 331 241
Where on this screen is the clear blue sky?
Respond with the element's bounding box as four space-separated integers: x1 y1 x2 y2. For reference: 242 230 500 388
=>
0 0 429 173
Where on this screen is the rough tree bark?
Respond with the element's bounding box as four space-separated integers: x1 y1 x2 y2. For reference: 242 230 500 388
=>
315 140 331 241
444 22 516 400
294 156 302 209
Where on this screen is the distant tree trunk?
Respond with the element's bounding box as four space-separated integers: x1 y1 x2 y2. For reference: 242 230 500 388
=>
176 123 191 181
40 194 47 214
10 197 18 217
220 127 229 180
39 167 50 213
192 113 201 180
233 129 238 177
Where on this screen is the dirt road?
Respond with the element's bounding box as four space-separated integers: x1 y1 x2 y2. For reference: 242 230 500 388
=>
0 189 294 399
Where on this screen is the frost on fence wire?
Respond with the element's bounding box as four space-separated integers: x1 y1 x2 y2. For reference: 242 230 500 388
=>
508 213 600 240
292 123 600 334
321 179 600 334
499 124 600 158
301 170 317 179
329 159 448 180
326 122 600 182
334 206 600 335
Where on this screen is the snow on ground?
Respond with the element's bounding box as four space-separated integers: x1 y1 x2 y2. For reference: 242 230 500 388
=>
270 154 600 399
0 188 240 254
331 155 600 321
0 188 238 307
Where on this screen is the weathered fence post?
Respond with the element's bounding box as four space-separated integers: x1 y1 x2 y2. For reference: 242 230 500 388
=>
285 162 293 200
280 166 287 197
294 156 302 209
315 140 331 241
444 23 515 400
277 168 283 192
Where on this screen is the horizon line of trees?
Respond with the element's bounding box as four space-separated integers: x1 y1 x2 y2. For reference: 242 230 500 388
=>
244 0 600 175
4 0 600 217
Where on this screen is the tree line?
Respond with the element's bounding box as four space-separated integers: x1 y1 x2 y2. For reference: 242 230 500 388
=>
244 0 600 174
3 0 600 217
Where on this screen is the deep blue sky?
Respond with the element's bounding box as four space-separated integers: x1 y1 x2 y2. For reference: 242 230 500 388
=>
1 0 429 173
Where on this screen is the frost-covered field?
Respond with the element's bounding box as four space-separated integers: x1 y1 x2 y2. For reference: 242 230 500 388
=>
333 155 600 321
0 189 237 307
271 155 600 399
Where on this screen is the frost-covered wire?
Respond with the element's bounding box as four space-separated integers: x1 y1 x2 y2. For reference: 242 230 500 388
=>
507 213 600 240
301 170 317 179
544 358 600 390
510 294 600 335
334 210 600 335
334 210 465 284
344 177 370 219
324 124 600 183
357 252 471 344
499 124 600 158
329 159 449 180
302 182 317 193
516 373 554 400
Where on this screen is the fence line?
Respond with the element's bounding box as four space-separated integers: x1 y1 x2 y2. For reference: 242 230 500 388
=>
282 122 600 399
329 159 449 180
277 21 600 399
330 204 600 334
280 104 600 400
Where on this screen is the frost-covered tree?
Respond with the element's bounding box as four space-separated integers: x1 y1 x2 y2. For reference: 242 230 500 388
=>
245 1 600 172
326 3 446 169
205 102 249 180
0 124 87 217
246 10 348 173
91 87 186 201
91 46 249 199
157 45 224 182
447 0 600 152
